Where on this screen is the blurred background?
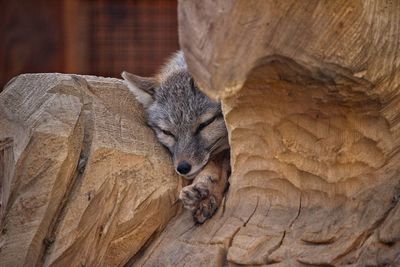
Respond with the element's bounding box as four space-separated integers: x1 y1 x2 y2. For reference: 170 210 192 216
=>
0 0 179 90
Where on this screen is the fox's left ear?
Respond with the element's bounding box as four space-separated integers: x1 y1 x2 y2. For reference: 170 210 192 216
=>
121 71 158 108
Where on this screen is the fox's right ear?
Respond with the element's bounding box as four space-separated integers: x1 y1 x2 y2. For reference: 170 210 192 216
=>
121 71 158 108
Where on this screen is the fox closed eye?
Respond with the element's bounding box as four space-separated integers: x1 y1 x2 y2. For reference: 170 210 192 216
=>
161 129 174 137
153 125 175 139
155 128 176 151
195 115 219 135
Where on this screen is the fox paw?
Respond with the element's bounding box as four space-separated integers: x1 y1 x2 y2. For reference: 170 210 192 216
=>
192 194 218 224
179 182 218 224
179 182 209 211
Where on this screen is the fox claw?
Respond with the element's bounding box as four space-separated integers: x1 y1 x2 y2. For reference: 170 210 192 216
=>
193 195 218 224
179 182 218 223
179 186 201 211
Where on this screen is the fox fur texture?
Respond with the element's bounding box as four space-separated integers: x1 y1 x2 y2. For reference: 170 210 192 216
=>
122 51 230 223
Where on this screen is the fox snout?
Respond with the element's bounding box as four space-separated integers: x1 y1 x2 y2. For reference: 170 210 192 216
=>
176 161 192 175
173 153 209 179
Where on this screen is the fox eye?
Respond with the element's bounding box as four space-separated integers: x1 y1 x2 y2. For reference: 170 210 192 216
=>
161 129 174 137
195 116 217 134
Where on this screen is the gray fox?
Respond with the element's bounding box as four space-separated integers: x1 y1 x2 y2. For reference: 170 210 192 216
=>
122 51 230 223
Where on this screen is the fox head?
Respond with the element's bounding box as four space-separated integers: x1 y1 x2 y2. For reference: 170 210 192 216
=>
122 59 228 179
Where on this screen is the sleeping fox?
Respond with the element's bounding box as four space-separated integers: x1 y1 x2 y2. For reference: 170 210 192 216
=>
122 51 230 223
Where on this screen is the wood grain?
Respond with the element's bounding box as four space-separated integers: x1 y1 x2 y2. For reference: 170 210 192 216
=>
0 74 181 266
1 1 400 266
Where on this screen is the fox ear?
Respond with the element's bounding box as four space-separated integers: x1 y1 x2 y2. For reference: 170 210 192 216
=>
121 71 158 108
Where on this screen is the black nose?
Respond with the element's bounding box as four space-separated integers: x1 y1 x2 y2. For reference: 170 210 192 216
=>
177 161 192 175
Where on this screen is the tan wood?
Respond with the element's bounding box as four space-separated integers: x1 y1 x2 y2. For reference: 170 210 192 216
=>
1 1 400 266
0 74 181 266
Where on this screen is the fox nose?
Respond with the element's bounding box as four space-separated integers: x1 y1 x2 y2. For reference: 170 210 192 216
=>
177 161 192 175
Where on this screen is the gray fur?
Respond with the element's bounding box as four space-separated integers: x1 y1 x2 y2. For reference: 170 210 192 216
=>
122 51 229 179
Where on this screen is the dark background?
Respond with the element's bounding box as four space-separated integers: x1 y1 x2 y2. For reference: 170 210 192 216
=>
0 0 179 90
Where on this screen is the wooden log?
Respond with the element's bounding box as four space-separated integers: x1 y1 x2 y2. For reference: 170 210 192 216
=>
0 74 181 266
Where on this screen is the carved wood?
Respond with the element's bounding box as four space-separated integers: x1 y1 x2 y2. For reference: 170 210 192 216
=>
1 1 399 266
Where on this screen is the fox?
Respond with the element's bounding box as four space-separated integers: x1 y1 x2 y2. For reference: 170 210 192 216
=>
122 51 230 223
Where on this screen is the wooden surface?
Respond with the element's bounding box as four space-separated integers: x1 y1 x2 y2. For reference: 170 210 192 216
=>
0 74 181 266
179 1 400 100
1 1 400 266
